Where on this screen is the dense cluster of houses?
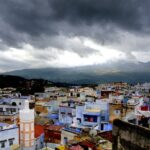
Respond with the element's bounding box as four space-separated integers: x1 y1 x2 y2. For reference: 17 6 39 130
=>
0 82 150 150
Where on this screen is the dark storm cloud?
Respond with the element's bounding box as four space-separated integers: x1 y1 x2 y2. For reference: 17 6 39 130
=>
0 0 150 72
0 0 149 49
50 0 145 30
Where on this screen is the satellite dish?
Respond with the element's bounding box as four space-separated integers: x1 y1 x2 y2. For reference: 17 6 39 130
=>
89 129 97 137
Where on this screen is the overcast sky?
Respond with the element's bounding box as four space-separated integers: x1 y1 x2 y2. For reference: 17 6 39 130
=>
0 0 150 72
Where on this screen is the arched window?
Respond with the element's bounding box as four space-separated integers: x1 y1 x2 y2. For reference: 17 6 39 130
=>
12 102 17 106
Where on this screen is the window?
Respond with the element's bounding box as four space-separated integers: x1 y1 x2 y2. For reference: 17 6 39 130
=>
12 108 16 112
101 116 105 121
77 118 81 124
64 137 68 144
8 138 14 146
6 108 10 112
9 140 13 146
0 142 5 148
12 102 17 106
77 93 80 97
84 115 97 122
68 112 72 116
35 144 38 150
61 111 65 114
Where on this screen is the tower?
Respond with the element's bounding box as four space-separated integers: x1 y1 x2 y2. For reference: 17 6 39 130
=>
19 100 34 150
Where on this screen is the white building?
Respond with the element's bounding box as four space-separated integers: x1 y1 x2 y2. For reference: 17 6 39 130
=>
0 123 19 150
11 96 31 110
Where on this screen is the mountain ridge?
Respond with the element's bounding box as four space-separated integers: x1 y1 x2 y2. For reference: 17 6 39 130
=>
2 62 150 84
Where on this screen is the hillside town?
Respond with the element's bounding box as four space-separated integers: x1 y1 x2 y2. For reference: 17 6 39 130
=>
0 81 150 150
1 0 150 149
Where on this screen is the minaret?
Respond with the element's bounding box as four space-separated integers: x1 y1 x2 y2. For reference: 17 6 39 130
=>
20 100 34 150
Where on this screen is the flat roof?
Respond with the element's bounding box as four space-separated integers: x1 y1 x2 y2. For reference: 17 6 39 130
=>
45 125 64 131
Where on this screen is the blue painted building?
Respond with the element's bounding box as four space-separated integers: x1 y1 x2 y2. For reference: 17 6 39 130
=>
82 101 109 130
59 101 76 125
0 123 19 150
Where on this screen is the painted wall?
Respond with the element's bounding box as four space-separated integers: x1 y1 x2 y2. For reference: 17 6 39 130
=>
61 130 76 145
0 127 19 150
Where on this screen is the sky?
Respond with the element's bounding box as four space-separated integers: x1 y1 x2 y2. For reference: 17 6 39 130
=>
0 0 150 72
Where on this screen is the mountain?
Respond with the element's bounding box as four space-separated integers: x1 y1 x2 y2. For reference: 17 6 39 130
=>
0 75 26 88
2 62 150 84
0 75 52 95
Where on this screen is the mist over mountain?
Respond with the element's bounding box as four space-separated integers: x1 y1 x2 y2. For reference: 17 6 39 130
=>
3 62 150 84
